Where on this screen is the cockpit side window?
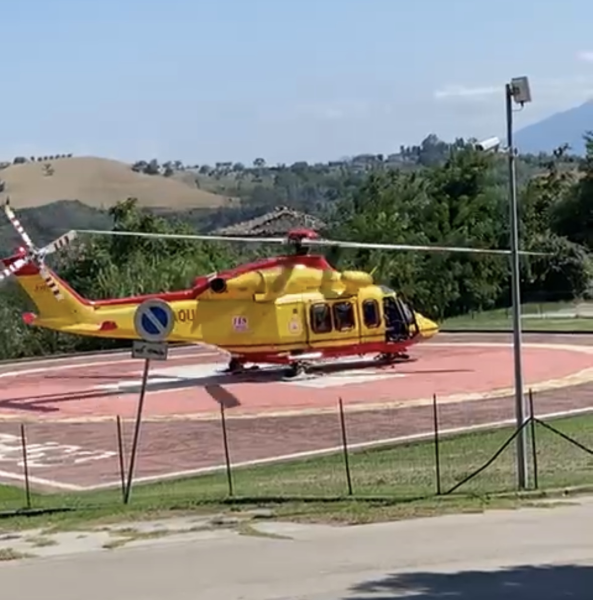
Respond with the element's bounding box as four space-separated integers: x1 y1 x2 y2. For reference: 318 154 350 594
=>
394 296 415 325
399 300 414 324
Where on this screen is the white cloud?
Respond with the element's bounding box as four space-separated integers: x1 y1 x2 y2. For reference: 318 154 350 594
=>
434 76 593 108
577 50 593 62
434 84 499 100
289 100 376 121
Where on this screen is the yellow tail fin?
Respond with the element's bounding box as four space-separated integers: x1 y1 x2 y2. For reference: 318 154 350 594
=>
2 250 93 326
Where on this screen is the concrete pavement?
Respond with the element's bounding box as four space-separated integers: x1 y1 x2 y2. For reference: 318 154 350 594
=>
1 498 592 599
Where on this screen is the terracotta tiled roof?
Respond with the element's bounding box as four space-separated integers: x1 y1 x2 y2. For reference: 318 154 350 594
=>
213 206 327 236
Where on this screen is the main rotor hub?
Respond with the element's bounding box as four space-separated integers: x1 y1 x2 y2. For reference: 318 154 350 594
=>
286 228 319 255
17 245 40 263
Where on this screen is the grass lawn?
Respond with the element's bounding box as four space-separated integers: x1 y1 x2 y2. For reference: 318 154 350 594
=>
442 301 593 331
0 414 592 531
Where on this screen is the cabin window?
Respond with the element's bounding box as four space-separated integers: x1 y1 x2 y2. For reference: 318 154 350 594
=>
310 303 333 333
362 299 380 328
333 301 355 331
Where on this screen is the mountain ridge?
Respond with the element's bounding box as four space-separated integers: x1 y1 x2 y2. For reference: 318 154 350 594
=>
515 99 593 155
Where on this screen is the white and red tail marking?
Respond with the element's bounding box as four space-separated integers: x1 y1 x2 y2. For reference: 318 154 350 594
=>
0 257 28 282
4 202 34 249
39 265 63 300
39 231 77 301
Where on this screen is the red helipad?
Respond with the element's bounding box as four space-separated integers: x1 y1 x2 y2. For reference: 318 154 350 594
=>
0 339 592 421
0 334 591 492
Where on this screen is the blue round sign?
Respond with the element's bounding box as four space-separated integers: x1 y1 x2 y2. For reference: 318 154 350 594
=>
133 299 175 342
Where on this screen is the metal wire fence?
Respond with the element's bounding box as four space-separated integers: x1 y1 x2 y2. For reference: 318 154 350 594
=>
1 388 592 517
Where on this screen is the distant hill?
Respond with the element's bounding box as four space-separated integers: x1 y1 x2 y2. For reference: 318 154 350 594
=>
0 200 111 255
0 156 236 211
515 100 593 155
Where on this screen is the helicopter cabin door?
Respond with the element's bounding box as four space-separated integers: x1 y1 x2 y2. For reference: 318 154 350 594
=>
357 297 384 344
382 295 415 341
306 298 361 350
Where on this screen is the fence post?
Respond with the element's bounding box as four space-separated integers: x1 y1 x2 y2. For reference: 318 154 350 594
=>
528 388 539 490
20 424 31 510
219 403 234 496
115 416 127 502
432 394 442 495
338 397 353 496
123 358 151 505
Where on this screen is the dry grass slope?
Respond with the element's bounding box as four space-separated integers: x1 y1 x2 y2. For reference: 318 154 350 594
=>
0 157 236 211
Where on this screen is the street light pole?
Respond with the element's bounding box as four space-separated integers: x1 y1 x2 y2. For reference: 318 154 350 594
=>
505 77 531 490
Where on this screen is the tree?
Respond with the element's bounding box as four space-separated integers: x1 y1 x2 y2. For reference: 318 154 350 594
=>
551 133 593 250
328 169 432 307
525 234 591 301
144 159 160 175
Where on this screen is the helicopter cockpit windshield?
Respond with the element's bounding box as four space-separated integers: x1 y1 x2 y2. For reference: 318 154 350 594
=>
380 286 416 341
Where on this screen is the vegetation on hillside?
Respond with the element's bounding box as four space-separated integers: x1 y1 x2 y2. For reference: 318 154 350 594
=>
129 135 578 220
0 133 592 361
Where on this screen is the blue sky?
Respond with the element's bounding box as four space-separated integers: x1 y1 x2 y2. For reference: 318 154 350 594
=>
3 0 593 165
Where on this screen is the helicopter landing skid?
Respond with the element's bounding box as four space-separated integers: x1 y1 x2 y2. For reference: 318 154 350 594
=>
221 358 261 375
376 352 411 364
283 361 312 380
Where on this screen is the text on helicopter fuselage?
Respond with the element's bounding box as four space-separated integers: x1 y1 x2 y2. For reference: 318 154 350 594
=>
176 309 196 323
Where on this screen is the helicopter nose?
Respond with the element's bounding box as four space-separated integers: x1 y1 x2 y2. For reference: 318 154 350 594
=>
415 313 439 339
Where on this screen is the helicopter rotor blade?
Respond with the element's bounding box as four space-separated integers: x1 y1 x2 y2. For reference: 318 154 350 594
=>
4 198 35 249
301 238 548 257
0 257 29 283
40 230 78 256
75 229 288 244
74 229 549 256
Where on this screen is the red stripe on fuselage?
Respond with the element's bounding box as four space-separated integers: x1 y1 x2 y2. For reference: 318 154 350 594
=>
2 247 333 308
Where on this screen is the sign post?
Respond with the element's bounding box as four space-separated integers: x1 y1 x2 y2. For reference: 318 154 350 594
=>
124 299 175 504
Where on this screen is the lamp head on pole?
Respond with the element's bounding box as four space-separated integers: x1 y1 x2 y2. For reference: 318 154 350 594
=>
509 76 532 105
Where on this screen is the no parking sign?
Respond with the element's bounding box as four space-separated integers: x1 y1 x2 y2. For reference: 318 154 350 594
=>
133 299 175 342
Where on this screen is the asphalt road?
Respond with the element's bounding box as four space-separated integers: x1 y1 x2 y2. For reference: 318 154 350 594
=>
2 497 593 600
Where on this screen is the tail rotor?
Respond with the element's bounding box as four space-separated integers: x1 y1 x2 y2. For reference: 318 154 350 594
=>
2 198 77 300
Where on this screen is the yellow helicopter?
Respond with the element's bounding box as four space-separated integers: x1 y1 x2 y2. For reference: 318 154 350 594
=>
0 200 540 377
